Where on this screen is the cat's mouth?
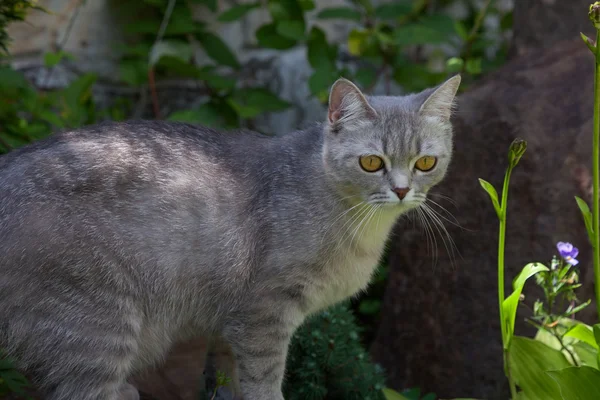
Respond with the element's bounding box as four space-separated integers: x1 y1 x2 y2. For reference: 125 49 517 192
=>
366 190 425 208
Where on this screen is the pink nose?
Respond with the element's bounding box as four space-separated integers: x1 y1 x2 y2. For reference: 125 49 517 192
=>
393 187 410 200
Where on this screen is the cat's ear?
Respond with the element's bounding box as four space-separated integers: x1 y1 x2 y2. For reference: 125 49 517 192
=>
328 78 377 127
419 75 461 120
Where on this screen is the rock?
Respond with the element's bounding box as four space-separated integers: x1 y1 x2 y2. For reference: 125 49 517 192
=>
371 38 596 399
511 0 593 58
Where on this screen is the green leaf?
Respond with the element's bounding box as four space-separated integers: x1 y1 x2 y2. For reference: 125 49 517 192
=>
354 67 377 88
347 28 370 56
565 323 599 350
298 0 315 11
317 7 362 21
276 20 305 40
307 27 336 69
256 23 297 50
44 51 74 68
446 57 464 73
546 366 600 400
194 66 237 90
535 320 597 367
382 388 412 400
454 21 469 40
149 40 192 67
308 66 337 101
374 2 411 20
168 103 224 128
478 178 501 218
37 110 65 128
227 87 290 118
197 32 240 69
575 196 594 246
573 342 599 369
465 57 482 75
509 336 570 400
0 66 31 93
593 324 600 348
502 263 549 348
123 20 161 34
119 60 148 86
165 5 203 34
62 73 97 108
581 32 596 53
393 14 456 46
218 3 260 22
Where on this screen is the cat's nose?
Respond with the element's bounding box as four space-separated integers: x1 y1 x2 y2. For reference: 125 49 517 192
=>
392 187 410 200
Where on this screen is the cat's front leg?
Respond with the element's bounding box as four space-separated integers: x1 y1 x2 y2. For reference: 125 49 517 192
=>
223 317 292 400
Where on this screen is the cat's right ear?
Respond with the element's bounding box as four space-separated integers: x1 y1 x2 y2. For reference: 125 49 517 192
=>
328 78 377 128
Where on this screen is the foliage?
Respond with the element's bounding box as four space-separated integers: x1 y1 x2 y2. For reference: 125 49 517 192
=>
479 7 600 393
283 303 386 400
0 352 30 398
0 0 43 52
582 1 600 325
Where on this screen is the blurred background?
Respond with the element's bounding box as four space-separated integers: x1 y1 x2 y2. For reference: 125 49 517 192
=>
2 1 599 400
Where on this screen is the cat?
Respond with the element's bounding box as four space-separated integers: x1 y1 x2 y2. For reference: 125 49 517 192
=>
0 75 460 400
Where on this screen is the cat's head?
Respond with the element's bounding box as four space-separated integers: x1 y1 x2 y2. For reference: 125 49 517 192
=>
322 75 461 211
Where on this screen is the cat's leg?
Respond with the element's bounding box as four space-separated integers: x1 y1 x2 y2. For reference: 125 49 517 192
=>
223 317 293 400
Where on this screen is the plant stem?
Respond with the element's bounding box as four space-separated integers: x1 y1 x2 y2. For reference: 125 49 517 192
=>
498 168 512 340
505 350 518 400
498 166 518 398
593 30 600 321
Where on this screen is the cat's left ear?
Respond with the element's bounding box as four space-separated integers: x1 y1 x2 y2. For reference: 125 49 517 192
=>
419 75 461 120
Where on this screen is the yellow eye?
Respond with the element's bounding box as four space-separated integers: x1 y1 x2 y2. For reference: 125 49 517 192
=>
414 156 437 172
359 155 384 172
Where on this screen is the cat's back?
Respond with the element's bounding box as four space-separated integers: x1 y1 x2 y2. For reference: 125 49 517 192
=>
0 120 272 272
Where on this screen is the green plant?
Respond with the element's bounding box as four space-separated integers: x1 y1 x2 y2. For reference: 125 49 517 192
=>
283 303 386 400
580 1 600 322
0 64 99 153
0 353 30 398
113 0 291 129
477 5 600 394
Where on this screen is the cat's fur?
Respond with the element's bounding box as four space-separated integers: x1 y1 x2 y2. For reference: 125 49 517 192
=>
0 76 460 400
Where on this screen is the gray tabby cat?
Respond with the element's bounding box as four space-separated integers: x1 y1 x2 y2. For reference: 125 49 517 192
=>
0 75 460 400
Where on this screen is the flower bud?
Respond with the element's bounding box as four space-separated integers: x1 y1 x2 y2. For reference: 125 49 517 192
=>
508 138 527 169
590 2 600 29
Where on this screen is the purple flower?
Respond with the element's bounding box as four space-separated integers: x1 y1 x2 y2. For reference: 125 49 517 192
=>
557 242 579 266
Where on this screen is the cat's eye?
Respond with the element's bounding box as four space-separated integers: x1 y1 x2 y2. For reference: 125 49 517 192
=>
414 156 437 172
359 155 384 172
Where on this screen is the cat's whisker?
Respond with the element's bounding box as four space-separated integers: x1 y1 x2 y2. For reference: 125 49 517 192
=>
348 204 378 250
355 204 381 247
428 192 458 207
424 198 470 231
335 203 372 252
416 207 437 268
420 203 461 268
320 201 366 245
